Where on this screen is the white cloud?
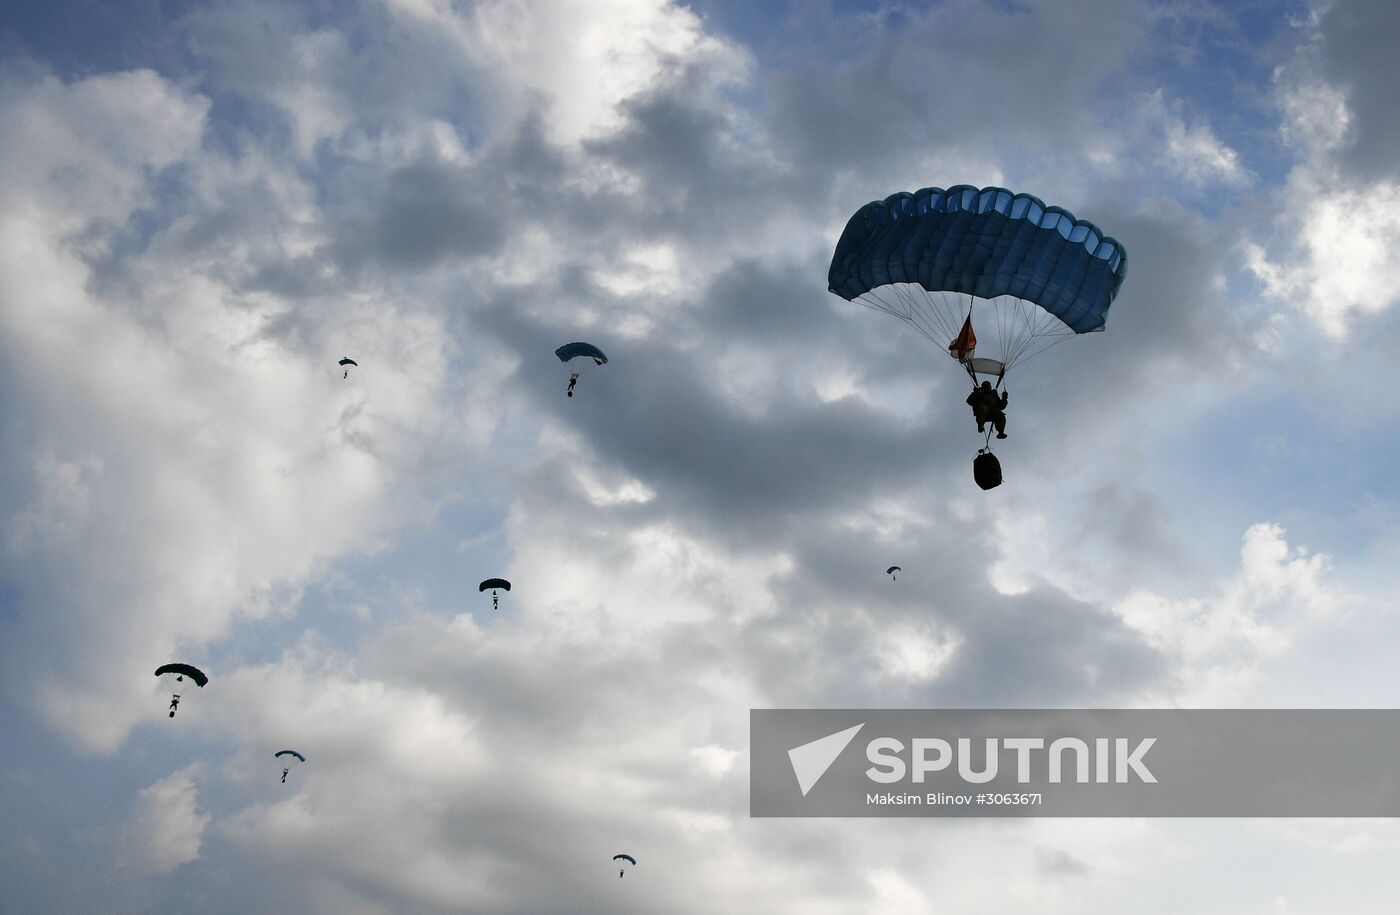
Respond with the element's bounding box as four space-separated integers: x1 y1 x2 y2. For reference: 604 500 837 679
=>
383 0 748 145
1245 33 1400 337
1142 89 1250 186
0 68 468 750
1114 523 1338 704
123 768 211 875
1244 179 1400 337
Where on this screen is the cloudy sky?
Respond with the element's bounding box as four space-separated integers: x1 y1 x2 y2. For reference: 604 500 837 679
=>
2 0 1399 911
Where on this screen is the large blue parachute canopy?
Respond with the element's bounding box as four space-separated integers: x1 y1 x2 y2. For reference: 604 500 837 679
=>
828 185 1127 371
613 854 636 865
275 750 306 762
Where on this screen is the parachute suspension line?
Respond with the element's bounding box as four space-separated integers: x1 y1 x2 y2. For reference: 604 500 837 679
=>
1011 297 1077 367
896 284 959 344
1002 297 1036 370
860 286 959 350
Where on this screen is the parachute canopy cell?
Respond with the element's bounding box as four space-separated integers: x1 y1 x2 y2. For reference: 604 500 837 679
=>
827 185 1127 334
275 750 306 762
479 578 511 592
613 854 637 865
154 663 208 687
338 357 358 367
555 342 608 365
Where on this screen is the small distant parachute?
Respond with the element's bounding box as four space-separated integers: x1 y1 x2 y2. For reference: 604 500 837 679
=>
155 663 207 718
555 342 608 365
556 342 607 398
613 854 636 878
479 578 511 609
155 663 208 687
886 566 901 580
339 356 358 379
276 749 306 783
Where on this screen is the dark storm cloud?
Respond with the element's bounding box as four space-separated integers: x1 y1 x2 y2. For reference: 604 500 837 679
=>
763 0 1146 174
329 157 512 271
730 509 1167 708
478 298 964 543
1317 0 1400 181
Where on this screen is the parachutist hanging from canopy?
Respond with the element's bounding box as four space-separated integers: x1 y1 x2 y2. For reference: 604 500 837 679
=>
339 357 358 379
479 578 511 609
828 184 1127 489
555 342 607 397
613 854 636 878
155 663 208 718
967 381 1008 439
275 749 306 783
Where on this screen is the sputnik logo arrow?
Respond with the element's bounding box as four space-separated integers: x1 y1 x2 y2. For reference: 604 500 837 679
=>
788 723 865 796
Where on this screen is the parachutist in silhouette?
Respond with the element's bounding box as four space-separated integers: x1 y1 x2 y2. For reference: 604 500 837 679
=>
168 695 181 717
967 381 1008 438
282 767 289 783
567 373 579 397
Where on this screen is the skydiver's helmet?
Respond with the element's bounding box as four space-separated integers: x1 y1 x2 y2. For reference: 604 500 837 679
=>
980 381 992 390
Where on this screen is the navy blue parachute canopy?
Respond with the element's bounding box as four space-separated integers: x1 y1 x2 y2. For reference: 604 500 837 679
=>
829 185 1126 371
613 854 636 865
479 578 511 592
886 566 901 575
155 663 208 687
829 185 1126 332
338 357 358 367
275 750 306 762
555 342 608 365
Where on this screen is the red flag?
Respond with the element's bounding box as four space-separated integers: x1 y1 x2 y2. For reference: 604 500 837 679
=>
948 315 976 362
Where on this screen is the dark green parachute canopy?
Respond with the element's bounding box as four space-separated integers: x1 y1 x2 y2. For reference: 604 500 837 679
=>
275 750 306 762
154 663 208 687
555 342 608 365
479 578 511 592
613 854 636 865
